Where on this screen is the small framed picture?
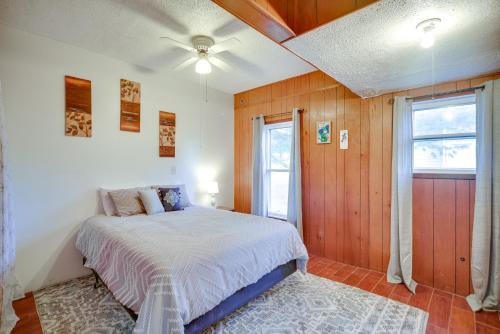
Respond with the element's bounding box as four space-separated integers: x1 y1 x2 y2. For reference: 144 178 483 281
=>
340 129 348 150
316 121 331 144
159 111 176 157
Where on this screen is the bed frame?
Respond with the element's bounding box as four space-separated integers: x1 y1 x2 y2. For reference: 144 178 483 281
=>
84 258 297 333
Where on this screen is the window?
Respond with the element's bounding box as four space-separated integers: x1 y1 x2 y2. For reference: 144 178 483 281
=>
412 94 476 173
265 122 292 219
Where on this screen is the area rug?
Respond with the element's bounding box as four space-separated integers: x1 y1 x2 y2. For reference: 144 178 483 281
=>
34 272 428 334
34 275 135 333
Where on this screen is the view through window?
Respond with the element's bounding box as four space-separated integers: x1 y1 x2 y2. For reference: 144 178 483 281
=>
265 122 292 219
412 94 476 173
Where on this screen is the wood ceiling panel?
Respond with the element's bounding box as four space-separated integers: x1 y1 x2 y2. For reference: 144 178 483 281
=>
212 0 378 43
212 0 295 42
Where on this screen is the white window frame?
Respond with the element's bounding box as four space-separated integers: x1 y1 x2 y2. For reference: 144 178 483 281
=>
264 121 292 219
412 94 476 174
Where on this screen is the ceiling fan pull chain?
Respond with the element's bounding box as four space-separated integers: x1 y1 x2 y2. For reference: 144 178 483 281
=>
199 74 203 149
431 50 435 99
205 76 208 103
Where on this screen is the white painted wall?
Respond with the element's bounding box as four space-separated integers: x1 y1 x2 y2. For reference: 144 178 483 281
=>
0 26 234 292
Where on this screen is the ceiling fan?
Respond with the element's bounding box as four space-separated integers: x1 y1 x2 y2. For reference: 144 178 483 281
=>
160 35 240 74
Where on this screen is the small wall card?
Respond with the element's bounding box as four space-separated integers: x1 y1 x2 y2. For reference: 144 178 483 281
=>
65 76 92 137
316 121 331 144
159 111 176 157
120 79 141 132
340 129 348 150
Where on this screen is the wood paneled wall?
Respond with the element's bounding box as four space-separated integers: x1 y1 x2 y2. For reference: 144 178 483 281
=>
234 71 499 295
413 178 477 296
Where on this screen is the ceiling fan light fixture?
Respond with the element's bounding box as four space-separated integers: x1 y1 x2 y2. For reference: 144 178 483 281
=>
420 33 435 48
195 57 212 74
416 18 441 48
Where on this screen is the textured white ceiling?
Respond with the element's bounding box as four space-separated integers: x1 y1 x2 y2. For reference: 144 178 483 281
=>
0 0 314 94
284 0 500 98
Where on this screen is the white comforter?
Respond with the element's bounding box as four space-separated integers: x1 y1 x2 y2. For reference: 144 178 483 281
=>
76 206 308 333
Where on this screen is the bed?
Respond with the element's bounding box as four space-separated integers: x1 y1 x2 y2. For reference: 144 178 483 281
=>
76 206 308 333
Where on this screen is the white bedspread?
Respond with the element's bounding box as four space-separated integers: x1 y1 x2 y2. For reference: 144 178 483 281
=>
75 206 308 334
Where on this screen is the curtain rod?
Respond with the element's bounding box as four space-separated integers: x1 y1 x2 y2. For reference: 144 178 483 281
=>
406 85 485 101
252 108 303 120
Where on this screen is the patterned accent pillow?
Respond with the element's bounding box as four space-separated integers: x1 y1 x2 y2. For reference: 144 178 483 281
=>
109 189 146 216
158 187 183 212
100 186 149 216
152 184 191 208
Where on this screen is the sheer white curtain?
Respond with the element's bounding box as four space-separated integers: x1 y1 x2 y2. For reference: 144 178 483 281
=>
467 79 500 311
387 96 417 293
251 115 267 216
287 108 303 239
0 81 23 332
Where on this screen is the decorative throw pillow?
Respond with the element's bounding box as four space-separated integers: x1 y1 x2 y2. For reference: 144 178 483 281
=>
158 187 183 212
152 184 191 208
139 189 165 215
100 186 149 216
109 189 146 216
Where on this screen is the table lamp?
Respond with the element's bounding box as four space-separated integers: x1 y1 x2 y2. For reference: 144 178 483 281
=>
207 181 219 207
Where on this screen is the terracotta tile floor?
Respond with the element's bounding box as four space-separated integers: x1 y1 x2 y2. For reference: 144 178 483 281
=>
307 255 500 334
12 292 42 334
12 256 500 333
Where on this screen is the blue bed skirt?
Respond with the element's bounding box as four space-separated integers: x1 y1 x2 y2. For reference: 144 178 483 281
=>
185 260 297 334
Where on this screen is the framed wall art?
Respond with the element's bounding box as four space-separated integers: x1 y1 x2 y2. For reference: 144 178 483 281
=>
65 76 92 137
316 121 331 144
120 79 141 132
159 111 175 157
340 129 349 150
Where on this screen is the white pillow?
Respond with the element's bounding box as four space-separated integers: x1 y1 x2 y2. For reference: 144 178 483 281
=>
99 188 118 216
139 189 165 215
99 186 149 216
151 184 191 208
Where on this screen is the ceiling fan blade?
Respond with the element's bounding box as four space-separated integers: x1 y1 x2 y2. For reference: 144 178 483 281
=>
215 52 263 74
137 47 189 70
172 57 198 71
208 56 231 72
213 19 248 38
209 37 241 54
160 36 195 52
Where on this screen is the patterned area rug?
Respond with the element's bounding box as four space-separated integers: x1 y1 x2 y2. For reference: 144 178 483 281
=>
34 275 134 333
34 273 428 334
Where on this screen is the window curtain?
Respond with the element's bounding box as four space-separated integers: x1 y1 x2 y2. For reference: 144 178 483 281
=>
287 108 303 239
251 115 267 216
467 79 500 311
0 81 23 332
387 96 417 293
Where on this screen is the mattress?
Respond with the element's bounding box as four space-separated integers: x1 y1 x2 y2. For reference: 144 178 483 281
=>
76 206 308 334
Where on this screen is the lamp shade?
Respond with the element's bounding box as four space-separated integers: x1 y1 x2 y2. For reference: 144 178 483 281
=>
195 57 212 74
207 181 219 194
